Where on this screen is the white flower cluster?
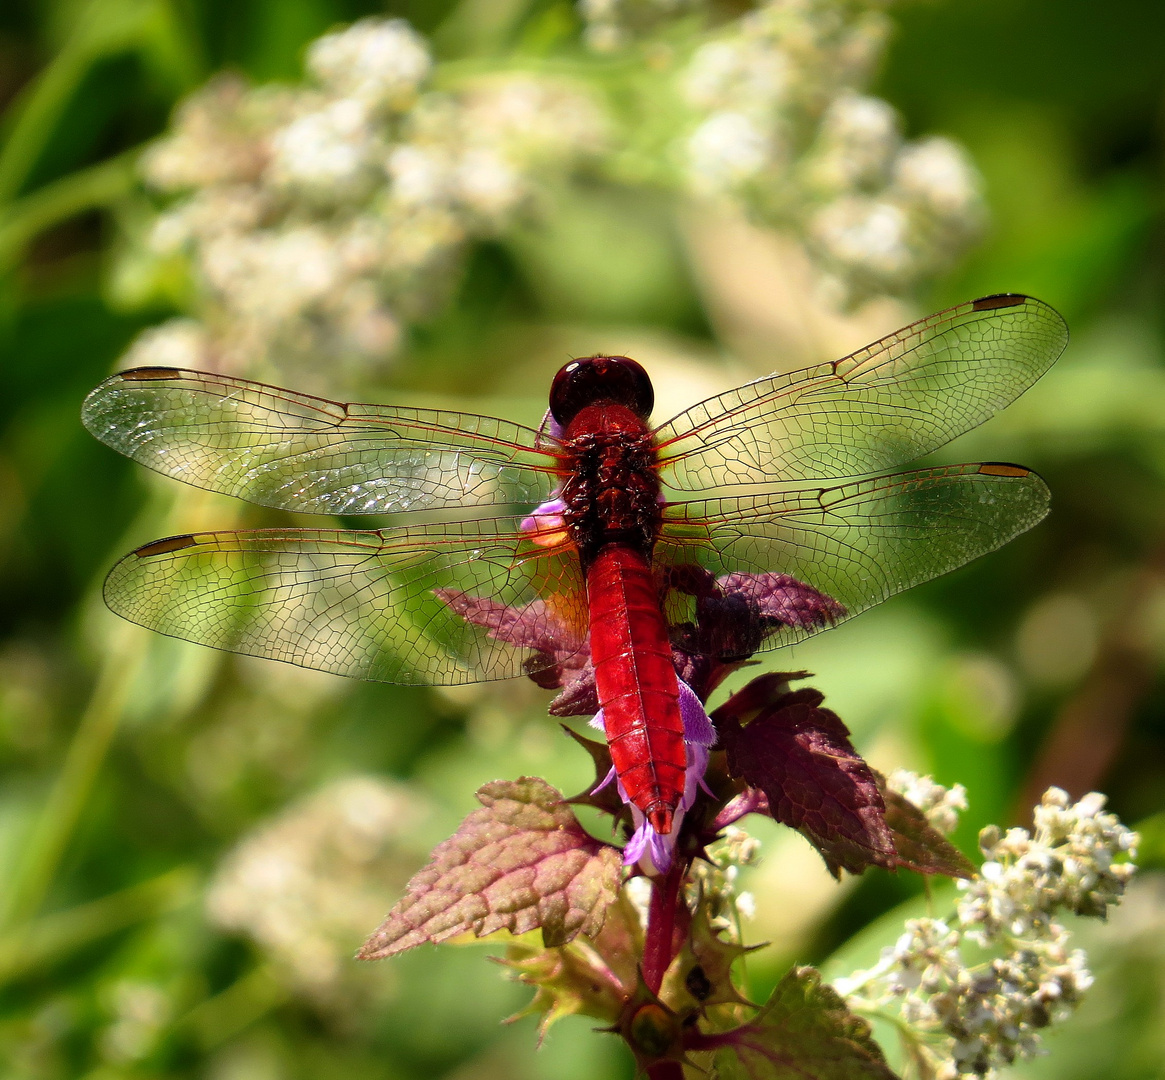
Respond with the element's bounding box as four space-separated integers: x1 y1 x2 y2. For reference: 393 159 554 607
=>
889 769 968 836
688 825 762 928
836 788 1138 1078
960 788 1139 936
116 5 986 390
677 0 983 301
206 776 431 1008
124 18 605 390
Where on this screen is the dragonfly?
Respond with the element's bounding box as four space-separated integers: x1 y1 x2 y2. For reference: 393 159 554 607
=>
83 293 1067 836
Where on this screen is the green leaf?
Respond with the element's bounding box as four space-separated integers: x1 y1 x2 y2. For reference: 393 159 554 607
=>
703 966 898 1080
358 777 622 958
498 890 644 1035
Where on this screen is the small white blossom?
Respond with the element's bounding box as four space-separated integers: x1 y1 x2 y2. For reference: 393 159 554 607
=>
119 318 212 370
307 18 431 111
889 769 968 836
269 97 379 201
811 196 913 283
687 111 776 191
683 38 789 111
202 225 342 323
385 143 453 207
806 91 901 193
688 826 762 930
893 136 982 219
454 147 523 219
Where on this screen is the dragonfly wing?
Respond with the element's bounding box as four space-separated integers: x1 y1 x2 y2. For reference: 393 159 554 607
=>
104 520 587 684
655 295 1067 490
657 463 1049 652
82 368 559 515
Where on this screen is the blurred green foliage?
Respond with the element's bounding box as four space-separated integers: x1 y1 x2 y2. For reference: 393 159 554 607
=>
0 1 1163 1077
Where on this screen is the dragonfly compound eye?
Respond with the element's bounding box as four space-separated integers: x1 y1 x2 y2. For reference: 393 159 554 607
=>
549 355 654 427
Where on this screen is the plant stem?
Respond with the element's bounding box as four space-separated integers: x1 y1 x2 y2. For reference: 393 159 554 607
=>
0 149 139 271
0 865 197 985
0 636 143 929
177 964 290 1048
646 1062 685 1080
0 0 197 207
642 863 683 994
0 23 94 207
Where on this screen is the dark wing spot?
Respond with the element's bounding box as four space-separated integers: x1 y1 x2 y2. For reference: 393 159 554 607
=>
120 367 183 381
978 463 1030 477
972 294 1027 311
135 534 200 557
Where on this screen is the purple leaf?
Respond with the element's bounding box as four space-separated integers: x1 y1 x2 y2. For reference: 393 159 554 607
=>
358 777 621 958
433 591 590 697
665 564 845 661
691 966 897 1079
719 682 895 878
717 573 846 629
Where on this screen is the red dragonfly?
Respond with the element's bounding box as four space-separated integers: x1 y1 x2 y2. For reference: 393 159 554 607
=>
83 294 1066 836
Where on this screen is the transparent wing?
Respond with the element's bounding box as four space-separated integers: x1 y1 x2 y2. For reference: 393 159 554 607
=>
103 521 586 684
82 367 560 515
654 295 1067 491
657 463 1049 651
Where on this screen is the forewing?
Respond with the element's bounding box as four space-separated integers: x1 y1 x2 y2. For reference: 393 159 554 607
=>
654 295 1067 491
658 463 1049 650
82 368 559 515
103 522 586 684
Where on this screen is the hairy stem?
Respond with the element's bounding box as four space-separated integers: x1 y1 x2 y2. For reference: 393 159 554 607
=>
643 863 683 993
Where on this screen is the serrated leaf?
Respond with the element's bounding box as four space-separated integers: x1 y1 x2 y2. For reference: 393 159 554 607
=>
498 887 645 1038
660 904 753 1014
721 692 894 877
877 774 974 879
703 966 898 1080
358 777 622 958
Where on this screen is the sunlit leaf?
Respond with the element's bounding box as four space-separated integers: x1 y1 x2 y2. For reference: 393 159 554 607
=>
358 777 621 957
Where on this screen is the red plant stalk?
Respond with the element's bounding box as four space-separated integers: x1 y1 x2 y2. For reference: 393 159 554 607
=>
642 862 684 992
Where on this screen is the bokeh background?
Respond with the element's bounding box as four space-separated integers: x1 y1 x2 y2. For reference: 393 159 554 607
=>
1 1 1164 1077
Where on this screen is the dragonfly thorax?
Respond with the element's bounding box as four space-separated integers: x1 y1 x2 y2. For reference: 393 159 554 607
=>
559 405 661 566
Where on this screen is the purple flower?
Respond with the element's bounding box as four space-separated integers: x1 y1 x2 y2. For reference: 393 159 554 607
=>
520 496 569 548
592 680 716 875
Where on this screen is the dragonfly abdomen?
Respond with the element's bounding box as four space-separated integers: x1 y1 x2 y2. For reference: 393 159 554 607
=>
586 543 685 835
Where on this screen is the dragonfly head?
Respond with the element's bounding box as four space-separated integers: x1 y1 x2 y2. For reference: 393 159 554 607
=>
549 355 654 427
